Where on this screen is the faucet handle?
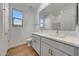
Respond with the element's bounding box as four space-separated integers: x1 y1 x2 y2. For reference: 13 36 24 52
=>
57 22 61 30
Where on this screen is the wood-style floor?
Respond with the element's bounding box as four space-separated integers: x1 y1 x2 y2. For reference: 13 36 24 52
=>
6 44 39 56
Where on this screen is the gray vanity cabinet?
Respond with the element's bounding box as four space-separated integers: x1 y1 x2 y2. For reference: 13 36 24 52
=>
32 34 41 55
32 34 79 56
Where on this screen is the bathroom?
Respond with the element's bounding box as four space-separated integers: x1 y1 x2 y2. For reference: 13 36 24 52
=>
0 3 79 56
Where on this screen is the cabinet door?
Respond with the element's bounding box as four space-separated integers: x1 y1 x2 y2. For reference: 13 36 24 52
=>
36 39 40 55
48 46 69 56
32 36 37 51
32 34 41 55
41 42 54 56
53 48 68 56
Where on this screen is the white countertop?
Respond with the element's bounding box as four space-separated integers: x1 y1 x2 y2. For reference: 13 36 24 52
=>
33 32 79 47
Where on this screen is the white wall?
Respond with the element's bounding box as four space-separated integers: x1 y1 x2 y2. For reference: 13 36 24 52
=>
33 10 40 32
9 4 35 47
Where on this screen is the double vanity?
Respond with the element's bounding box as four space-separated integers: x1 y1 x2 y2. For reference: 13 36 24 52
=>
32 32 79 56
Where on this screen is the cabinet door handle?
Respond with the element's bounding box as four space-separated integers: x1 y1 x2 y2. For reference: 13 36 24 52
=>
48 49 51 54
50 50 53 56
48 49 54 56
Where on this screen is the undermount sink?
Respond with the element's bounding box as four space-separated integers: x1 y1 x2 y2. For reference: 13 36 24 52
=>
49 34 65 38
58 35 65 38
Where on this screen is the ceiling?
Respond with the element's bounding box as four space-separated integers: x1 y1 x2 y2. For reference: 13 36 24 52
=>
40 3 75 17
11 3 41 11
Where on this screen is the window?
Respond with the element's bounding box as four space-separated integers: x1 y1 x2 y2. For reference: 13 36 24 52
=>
39 18 44 28
12 8 23 26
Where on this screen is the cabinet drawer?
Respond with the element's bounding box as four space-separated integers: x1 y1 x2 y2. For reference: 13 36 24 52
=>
41 37 75 56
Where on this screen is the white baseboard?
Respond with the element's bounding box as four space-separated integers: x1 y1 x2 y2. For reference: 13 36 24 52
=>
9 41 27 49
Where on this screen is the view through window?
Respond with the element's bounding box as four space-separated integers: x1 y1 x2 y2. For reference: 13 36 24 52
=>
12 8 23 26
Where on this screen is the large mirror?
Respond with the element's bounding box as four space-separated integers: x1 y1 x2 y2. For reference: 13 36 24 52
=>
40 3 78 31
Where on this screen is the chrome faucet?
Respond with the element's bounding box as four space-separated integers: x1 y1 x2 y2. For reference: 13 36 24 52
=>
56 23 60 35
56 27 59 35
